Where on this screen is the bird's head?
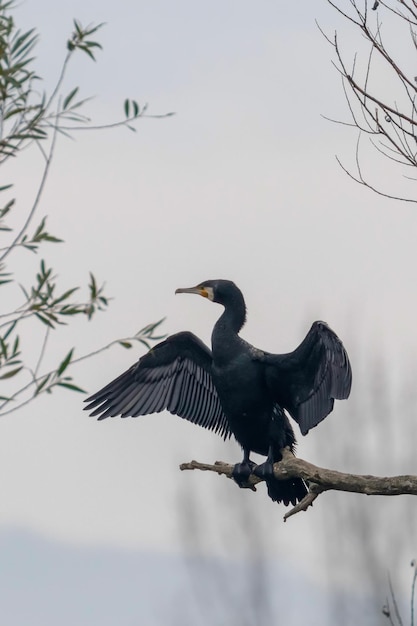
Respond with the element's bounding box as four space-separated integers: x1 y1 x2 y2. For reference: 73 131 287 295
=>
175 279 242 306
176 280 247 330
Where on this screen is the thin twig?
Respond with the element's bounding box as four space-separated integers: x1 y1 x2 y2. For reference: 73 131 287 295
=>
0 333 147 416
388 574 404 626
33 327 50 378
58 111 175 132
411 561 417 626
0 104 60 264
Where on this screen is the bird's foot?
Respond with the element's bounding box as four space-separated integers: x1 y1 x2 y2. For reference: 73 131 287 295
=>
232 460 257 489
253 460 275 479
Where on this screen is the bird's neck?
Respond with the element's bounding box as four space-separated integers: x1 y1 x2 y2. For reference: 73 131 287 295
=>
211 291 247 349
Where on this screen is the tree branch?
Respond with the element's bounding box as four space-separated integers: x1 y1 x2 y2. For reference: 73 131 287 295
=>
180 447 417 521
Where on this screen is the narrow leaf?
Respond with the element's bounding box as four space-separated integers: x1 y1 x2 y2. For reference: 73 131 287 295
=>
79 46 96 61
56 382 86 393
35 374 51 395
3 321 17 341
52 287 79 306
35 313 55 328
0 366 23 380
0 336 8 358
57 348 74 376
63 86 79 110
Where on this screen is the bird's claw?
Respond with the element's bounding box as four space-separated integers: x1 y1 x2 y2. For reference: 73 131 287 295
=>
232 460 257 488
253 461 275 479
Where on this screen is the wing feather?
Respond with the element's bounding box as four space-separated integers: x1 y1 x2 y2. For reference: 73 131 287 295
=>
84 331 230 439
261 321 352 435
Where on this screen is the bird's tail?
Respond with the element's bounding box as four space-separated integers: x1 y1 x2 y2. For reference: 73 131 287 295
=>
265 475 307 506
263 406 308 505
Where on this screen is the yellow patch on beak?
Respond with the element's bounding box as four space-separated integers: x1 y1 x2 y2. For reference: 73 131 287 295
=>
175 284 214 301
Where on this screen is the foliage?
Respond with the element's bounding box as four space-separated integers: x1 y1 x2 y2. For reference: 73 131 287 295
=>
0 1 169 416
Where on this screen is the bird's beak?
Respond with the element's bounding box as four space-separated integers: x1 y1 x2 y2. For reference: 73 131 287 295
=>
175 285 209 298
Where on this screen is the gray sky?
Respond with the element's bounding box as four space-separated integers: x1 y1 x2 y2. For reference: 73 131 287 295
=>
1 0 416 619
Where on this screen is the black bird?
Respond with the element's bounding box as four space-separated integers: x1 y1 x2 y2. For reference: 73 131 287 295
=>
84 280 352 506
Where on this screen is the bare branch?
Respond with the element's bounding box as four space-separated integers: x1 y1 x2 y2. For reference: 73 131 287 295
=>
324 0 417 200
335 154 417 202
180 447 417 520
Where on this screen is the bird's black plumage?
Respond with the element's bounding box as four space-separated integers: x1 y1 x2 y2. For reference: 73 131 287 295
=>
84 279 352 506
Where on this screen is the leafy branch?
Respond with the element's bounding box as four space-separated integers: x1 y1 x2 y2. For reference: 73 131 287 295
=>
0 2 170 416
0 318 166 416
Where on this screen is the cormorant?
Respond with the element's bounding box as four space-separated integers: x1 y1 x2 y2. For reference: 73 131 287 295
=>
84 280 352 506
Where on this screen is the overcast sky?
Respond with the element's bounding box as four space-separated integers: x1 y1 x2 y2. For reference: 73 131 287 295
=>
1 1 417 624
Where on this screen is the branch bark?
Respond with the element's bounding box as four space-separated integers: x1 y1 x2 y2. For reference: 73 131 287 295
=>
180 447 417 521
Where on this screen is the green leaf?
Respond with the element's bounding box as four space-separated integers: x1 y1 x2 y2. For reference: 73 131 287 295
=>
3 106 28 120
33 216 46 239
89 272 97 298
79 45 97 61
0 198 15 218
137 318 166 336
3 320 17 341
0 184 13 192
0 336 8 358
58 306 83 316
124 99 130 118
42 234 63 243
10 28 37 55
83 40 102 50
83 22 105 37
0 366 23 380
12 335 19 356
34 312 55 328
63 86 79 110
64 95 93 111
22 243 38 252
119 341 132 349
52 287 79 306
35 374 51 395
3 359 21 367
73 19 82 36
56 382 86 393
57 348 74 376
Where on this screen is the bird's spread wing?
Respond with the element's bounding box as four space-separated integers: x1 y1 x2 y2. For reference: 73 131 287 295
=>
84 331 231 439
259 321 352 435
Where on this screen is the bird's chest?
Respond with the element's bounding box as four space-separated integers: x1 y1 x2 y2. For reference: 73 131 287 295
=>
211 353 270 421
